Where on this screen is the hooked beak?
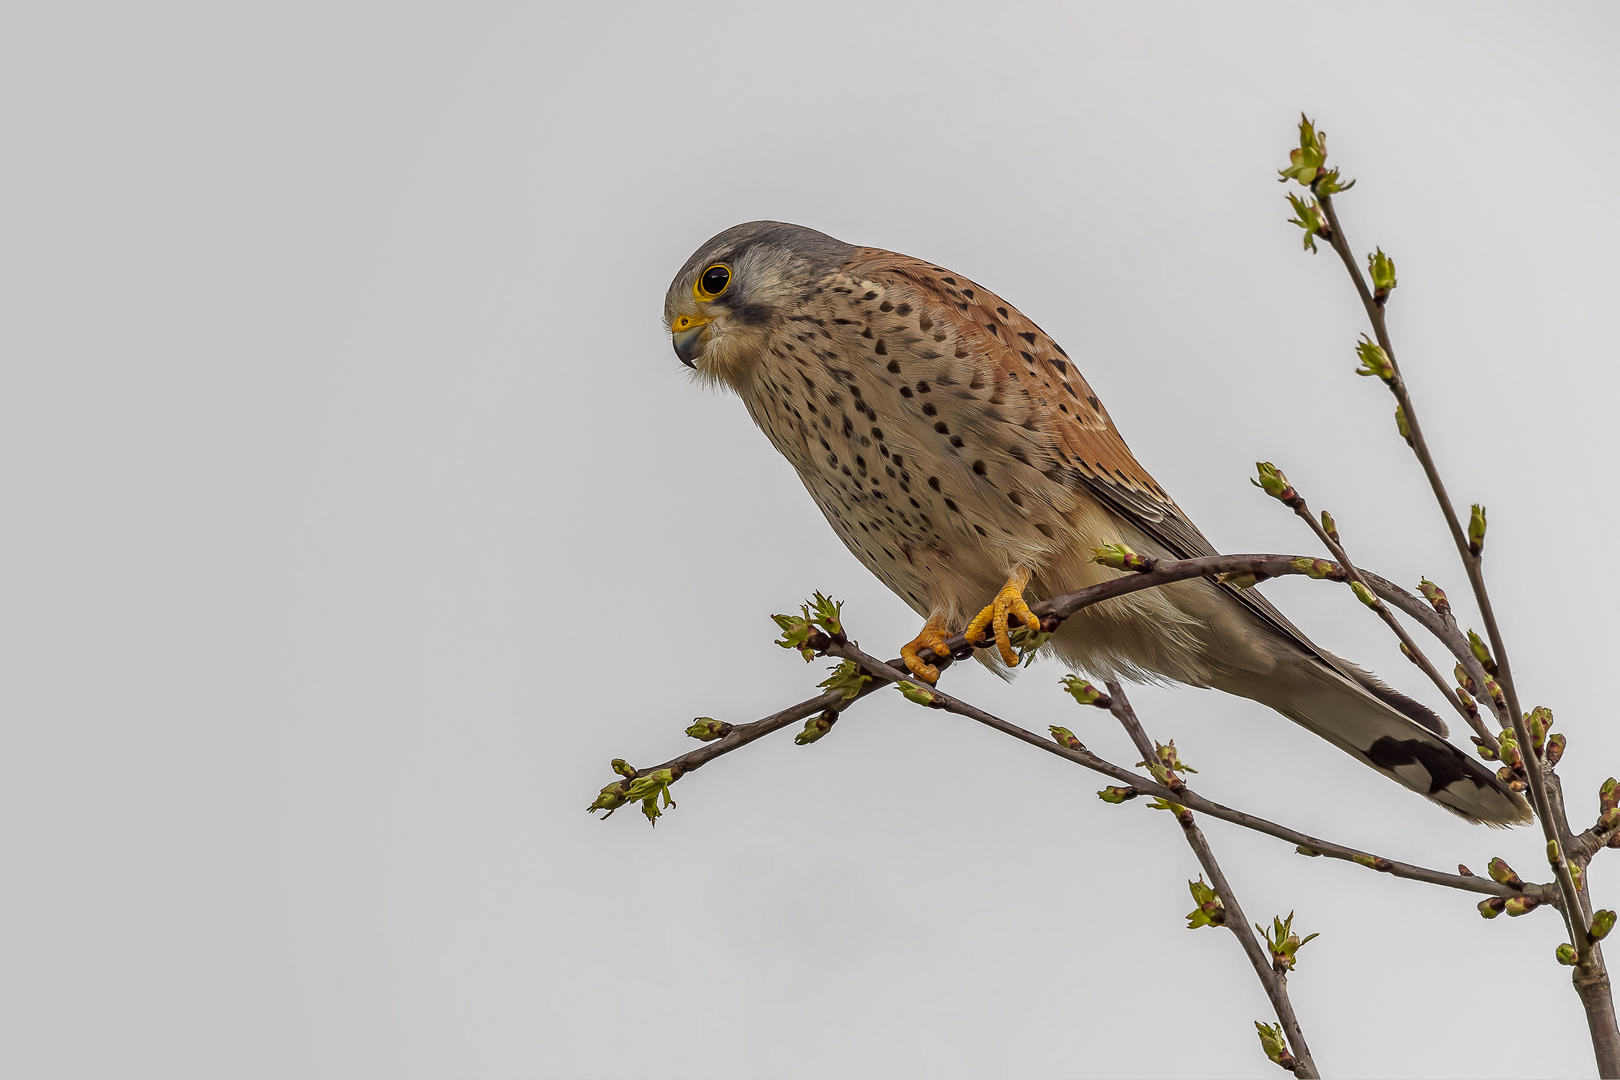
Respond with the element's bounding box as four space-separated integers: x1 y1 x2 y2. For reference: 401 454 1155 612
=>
670 314 711 368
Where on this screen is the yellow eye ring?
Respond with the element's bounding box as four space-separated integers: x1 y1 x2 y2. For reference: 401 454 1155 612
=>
694 263 731 301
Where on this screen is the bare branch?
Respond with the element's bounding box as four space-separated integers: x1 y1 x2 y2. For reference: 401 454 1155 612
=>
822 640 1555 906
1108 681 1318 1078
1314 186 1617 1069
1276 481 1483 743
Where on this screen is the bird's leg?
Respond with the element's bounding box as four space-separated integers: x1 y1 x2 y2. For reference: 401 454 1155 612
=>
900 612 953 684
964 566 1039 667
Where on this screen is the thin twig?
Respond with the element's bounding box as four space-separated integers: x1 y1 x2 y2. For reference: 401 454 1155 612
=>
606 552 1352 795
1284 492 1482 741
1316 187 1615 1069
1108 681 1318 1078
597 557 1558 905
823 640 1556 906
1355 570 1508 732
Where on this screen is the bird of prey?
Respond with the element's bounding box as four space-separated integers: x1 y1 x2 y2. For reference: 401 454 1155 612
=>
665 220 1529 825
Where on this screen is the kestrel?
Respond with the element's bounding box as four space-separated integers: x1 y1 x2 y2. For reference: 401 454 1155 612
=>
666 221 1528 825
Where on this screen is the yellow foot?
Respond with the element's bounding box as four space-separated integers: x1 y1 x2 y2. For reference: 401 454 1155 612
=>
900 613 954 684
964 566 1040 667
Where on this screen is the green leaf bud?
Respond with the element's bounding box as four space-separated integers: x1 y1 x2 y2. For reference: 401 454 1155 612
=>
794 709 839 745
1354 335 1395 381
818 660 872 702
1254 1020 1295 1070
1468 504 1487 556
1251 461 1300 505
896 680 938 707
1505 896 1540 917
1277 114 1326 186
1089 543 1156 572
1285 192 1329 252
1060 675 1112 709
1049 725 1085 751
1185 876 1225 929
1142 740 1197 775
588 783 629 817
1418 578 1451 616
771 612 817 661
1487 857 1523 888
686 717 733 742
1290 556 1343 580
1368 247 1397 300
807 591 843 635
1258 911 1319 972
623 768 677 807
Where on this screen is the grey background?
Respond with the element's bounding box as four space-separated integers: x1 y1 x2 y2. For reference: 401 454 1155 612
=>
5 3 1618 1076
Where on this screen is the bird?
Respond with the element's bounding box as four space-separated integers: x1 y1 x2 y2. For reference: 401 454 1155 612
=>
664 220 1530 825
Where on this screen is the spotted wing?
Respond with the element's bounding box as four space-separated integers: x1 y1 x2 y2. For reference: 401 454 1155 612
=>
847 249 1447 731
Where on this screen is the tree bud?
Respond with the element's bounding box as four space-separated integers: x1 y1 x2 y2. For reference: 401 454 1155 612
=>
1060 675 1112 708
1368 247 1398 300
1418 578 1451 615
686 718 734 742
1354 336 1395 381
1468 504 1488 556
1488 857 1523 889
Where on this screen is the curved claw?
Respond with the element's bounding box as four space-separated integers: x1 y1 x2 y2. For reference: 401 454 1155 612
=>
901 613 953 684
965 567 1038 667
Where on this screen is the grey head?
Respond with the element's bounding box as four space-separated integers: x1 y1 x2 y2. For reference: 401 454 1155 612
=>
664 221 856 386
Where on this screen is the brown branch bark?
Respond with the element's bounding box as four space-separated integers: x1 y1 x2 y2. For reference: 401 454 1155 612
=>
822 640 1556 906
1315 188 1618 1074
597 555 1561 907
1107 681 1318 1078
1284 493 1482 741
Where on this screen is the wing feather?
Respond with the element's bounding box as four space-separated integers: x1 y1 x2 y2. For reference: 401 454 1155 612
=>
847 249 1444 733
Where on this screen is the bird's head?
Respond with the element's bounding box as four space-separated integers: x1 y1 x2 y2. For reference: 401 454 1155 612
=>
664 220 855 388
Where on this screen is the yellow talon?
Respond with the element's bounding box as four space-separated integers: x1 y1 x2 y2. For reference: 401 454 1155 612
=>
901 612 953 684
965 567 1039 667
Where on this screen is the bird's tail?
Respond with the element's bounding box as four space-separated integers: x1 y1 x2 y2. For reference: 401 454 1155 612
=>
1218 652 1532 826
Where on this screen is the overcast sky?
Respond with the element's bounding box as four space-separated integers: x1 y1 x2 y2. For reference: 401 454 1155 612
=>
5 4 1619 1077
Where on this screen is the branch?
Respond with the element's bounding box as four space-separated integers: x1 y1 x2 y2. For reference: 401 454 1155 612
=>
1312 179 1617 1070
822 640 1556 906
1107 681 1318 1078
597 552 1349 803
1257 469 1484 743
594 559 1563 906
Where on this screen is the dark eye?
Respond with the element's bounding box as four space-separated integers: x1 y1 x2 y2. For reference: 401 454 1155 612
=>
697 264 731 299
